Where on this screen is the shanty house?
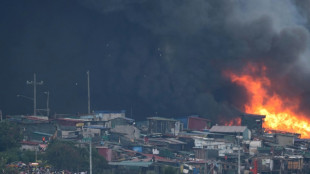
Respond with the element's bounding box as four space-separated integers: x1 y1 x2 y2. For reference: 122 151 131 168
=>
82 125 109 137
93 110 126 121
105 117 134 128
241 113 265 134
275 133 295 146
209 126 251 140
147 117 181 135
20 141 39 151
187 116 211 131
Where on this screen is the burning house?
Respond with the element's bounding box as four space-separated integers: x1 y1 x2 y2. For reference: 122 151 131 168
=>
241 113 265 134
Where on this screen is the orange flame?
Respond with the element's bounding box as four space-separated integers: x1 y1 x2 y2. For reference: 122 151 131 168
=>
221 117 241 126
225 64 310 138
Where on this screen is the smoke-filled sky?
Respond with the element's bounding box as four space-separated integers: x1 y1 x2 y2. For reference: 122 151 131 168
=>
1 0 310 121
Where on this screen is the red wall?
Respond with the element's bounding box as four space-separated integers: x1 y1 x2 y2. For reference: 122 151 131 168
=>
97 147 112 161
188 117 210 130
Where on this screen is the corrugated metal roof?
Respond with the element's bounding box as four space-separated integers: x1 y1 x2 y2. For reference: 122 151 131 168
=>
84 125 108 130
209 126 247 133
109 161 152 167
147 117 178 121
95 110 126 114
33 131 53 136
241 113 266 118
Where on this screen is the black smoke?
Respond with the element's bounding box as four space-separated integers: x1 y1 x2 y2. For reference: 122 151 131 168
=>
1 0 310 121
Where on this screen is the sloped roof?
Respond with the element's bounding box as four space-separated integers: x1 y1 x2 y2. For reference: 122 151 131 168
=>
209 126 247 133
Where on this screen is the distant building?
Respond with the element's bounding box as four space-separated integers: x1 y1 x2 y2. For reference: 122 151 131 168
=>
241 113 265 134
187 116 211 131
96 146 113 161
82 125 109 137
209 125 251 140
79 110 126 121
194 148 219 160
111 125 140 141
55 117 85 127
94 110 126 121
147 117 181 135
20 141 39 151
275 133 295 146
105 117 134 128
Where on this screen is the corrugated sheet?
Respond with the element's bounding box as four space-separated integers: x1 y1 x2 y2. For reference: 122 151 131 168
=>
147 117 178 121
209 126 247 133
109 161 153 167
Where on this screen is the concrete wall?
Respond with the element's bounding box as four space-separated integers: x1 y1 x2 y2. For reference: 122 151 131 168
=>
21 144 38 151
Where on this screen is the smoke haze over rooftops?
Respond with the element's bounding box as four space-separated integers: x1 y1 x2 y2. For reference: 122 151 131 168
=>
1 0 310 120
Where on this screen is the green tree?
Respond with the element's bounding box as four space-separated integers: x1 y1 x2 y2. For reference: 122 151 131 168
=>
91 148 109 173
163 166 178 174
0 154 19 174
46 140 86 171
0 121 22 152
19 150 36 163
45 140 108 172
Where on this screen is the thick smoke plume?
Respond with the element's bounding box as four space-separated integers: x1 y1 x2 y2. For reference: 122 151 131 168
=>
1 0 310 121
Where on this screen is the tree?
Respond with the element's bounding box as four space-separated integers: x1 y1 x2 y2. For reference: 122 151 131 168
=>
45 140 86 171
0 121 22 152
19 150 36 163
0 121 23 173
163 166 178 174
45 140 108 172
0 152 19 174
91 148 109 173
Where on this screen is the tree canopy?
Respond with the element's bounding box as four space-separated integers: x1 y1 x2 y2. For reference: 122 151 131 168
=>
0 121 22 152
45 140 108 173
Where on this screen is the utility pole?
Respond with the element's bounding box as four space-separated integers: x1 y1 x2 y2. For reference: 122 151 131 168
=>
87 70 91 114
27 73 43 116
237 133 242 174
238 137 240 174
0 110 2 122
44 91 50 117
90 138 92 174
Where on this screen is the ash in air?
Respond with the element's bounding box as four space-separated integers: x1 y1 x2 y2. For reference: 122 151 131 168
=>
1 0 310 120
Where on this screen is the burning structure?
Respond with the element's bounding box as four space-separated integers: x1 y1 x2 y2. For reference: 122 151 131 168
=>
226 64 310 138
241 113 265 134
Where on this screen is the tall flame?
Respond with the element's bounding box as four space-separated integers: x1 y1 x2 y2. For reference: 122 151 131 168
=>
226 64 310 138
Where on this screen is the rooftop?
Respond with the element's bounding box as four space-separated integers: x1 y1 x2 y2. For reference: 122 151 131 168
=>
210 126 247 133
241 113 266 118
108 161 153 167
147 117 178 122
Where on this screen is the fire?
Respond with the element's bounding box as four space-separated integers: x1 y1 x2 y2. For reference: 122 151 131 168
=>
222 117 241 126
225 64 310 138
